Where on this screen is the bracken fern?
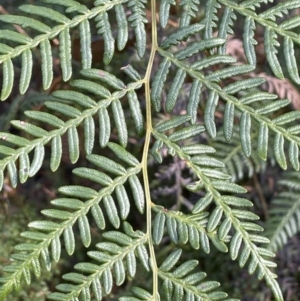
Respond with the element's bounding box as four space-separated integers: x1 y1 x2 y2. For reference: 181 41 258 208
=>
1 0 300 300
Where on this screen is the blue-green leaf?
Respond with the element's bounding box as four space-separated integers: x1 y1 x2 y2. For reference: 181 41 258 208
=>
204 91 218 138
129 175 145 214
240 112 251 157
108 142 139 166
78 215 91 247
59 28 72 81
50 136 62 171
128 90 144 136
84 116 95 155
112 99 128 147
115 4 128 51
1 59 14 101
103 195 120 228
166 69 186 112
257 123 268 161
79 19 92 69
274 133 287 170
40 40 53 90
19 5 70 23
99 107 111 148
283 37 300 84
68 125 80 164
20 49 33 95
243 17 257 65
29 143 45 177
91 204 106 230
115 185 130 220
161 23 204 49
187 80 202 124
264 28 284 79
223 102 234 141
153 212 166 245
151 58 171 112
96 12 115 65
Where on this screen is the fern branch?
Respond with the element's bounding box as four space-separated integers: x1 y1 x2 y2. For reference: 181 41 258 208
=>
218 0 300 84
0 78 143 190
0 0 127 99
157 249 238 301
152 128 283 301
152 205 228 253
219 0 300 44
0 163 142 298
157 48 300 170
48 226 149 301
266 172 300 252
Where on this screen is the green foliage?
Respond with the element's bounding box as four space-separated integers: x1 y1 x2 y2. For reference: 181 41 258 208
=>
0 0 300 300
265 172 300 253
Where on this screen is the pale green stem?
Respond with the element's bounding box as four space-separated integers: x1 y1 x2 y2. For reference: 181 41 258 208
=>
142 0 159 299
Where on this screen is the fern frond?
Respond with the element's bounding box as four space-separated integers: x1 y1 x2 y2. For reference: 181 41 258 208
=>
152 205 228 253
259 1 300 21
47 224 149 301
191 55 237 70
265 172 300 252
280 15 300 30
151 128 283 300
175 38 226 61
0 0 132 99
42 0 88 12
0 154 142 298
218 0 300 84
0 71 143 189
156 47 300 170
1 0 298 300
158 249 238 301
283 36 300 85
